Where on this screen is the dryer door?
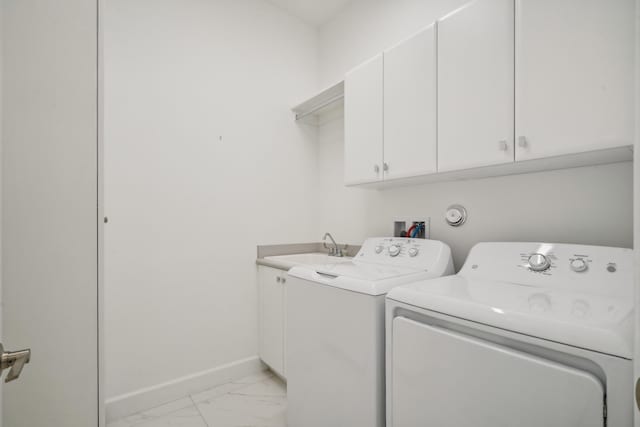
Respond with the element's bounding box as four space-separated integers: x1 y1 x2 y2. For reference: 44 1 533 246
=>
391 317 604 427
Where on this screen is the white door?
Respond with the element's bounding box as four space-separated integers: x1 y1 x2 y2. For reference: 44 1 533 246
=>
344 54 384 185
437 0 515 172
391 318 605 427
515 0 635 161
383 24 437 181
1 1 101 426
634 2 640 424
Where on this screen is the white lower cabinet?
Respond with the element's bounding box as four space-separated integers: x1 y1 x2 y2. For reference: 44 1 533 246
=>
258 265 286 378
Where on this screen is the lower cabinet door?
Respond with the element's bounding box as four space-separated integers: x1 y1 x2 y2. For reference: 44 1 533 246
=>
391 317 604 427
258 266 285 377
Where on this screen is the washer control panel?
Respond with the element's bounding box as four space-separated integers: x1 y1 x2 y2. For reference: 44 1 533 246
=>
461 242 633 298
356 237 451 270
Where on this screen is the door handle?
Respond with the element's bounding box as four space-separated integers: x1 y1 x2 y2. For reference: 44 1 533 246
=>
0 343 31 383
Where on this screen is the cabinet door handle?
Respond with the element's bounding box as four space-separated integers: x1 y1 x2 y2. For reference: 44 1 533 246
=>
518 136 528 148
276 276 281 283
373 164 380 173
383 162 389 172
498 140 509 151
281 277 286 284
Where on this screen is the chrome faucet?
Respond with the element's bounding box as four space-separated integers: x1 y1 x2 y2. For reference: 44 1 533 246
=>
323 232 343 257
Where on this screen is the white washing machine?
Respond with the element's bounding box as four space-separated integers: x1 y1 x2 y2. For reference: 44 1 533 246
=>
386 242 634 427
286 237 454 427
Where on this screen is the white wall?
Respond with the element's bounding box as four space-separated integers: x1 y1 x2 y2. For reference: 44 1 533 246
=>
316 0 634 269
104 0 318 401
319 0 469 87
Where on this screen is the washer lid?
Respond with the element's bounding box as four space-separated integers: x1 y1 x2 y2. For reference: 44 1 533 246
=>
288 262 434 296
387 275 634 359
314 262 421 281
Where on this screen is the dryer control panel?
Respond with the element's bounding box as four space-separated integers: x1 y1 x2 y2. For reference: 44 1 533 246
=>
355 237 453 272
460 242 633 298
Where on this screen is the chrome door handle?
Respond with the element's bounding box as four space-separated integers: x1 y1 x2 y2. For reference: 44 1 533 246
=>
0 343 31 383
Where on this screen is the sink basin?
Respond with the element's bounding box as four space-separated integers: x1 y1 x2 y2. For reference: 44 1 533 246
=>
264 252 352 266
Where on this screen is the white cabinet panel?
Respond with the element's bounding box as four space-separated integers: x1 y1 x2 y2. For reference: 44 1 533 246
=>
437 0 515 172
345 54 384 185
392 317 604 427
384 25 437 180
515 0 635 161
258 266 285 377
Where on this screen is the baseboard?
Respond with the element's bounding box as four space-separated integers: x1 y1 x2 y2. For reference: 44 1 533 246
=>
105 355 265 422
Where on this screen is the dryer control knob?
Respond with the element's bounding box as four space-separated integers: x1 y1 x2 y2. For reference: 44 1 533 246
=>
388 245 401 257
570 258 588 273
408 248 419 257
528 253 550 272
375 245 384 254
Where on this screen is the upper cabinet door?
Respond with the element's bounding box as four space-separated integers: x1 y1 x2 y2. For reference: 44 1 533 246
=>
515 0 635 161
437 0 515 172
344 54 384 185
383 24 438 180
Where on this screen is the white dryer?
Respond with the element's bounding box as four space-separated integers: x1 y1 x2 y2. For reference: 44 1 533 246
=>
286 237 454 427
386 242 633 427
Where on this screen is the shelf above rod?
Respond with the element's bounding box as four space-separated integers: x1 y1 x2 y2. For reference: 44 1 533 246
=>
291 80 344 122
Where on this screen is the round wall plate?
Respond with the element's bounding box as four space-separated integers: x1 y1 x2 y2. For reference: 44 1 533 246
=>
445 204 467 227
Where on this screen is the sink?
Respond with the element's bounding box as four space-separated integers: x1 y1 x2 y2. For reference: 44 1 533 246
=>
264 252 352 266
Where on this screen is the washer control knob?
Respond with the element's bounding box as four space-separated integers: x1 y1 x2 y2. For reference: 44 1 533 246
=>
570 258 588 273
388 245 401 257
528 253 550 272
408 248 419 257
375 245 384 254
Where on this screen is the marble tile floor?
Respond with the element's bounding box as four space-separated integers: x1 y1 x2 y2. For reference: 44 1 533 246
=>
107 371 286 427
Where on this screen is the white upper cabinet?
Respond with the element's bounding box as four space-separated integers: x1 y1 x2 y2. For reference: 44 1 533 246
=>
383 24 438 180
437 0 515 172
340 0 633 188
344 54 384 185
515 0 635 161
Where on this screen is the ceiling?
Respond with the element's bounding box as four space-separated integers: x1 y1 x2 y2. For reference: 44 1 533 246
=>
266 0 353 26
